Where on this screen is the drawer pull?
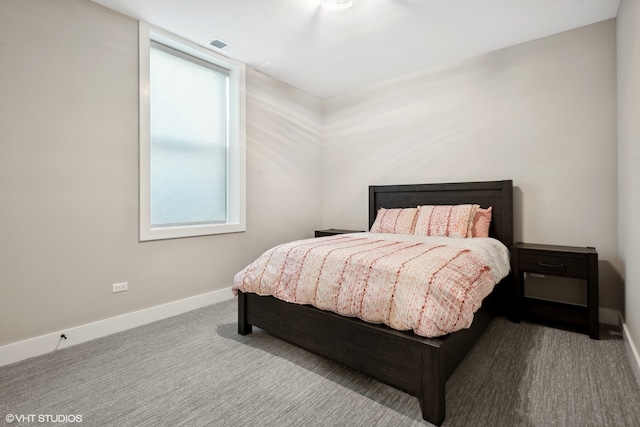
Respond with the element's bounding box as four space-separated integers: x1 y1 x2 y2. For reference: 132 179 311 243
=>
538 262 564 268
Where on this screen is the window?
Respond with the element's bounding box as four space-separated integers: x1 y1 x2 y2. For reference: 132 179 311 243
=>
139 22 246 241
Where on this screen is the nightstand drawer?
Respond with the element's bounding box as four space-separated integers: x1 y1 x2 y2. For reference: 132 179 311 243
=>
519 250 589 278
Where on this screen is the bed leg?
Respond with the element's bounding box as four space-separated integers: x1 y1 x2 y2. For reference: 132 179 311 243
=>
420 346 446 426
238 291 252 335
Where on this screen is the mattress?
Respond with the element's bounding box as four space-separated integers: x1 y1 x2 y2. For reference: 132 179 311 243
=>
233 232 510 337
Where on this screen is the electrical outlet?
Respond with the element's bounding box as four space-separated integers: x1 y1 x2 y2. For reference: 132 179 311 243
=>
112 282 128 293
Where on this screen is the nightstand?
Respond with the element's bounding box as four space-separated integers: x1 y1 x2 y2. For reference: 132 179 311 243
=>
315 229 363 237
511 243 599 339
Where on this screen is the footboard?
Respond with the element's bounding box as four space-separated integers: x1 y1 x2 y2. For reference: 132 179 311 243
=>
238 291 452 425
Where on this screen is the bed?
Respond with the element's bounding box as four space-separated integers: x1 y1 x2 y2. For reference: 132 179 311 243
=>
235 180 513 425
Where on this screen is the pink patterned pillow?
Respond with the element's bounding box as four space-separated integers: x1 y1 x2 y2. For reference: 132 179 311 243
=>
414 204 478 238
472 206 492 238
370 208 418 234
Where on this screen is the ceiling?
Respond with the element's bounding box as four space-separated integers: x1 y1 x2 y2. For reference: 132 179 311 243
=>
91 0 620 99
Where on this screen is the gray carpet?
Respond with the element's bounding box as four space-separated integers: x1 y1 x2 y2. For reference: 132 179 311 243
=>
1 299 640 426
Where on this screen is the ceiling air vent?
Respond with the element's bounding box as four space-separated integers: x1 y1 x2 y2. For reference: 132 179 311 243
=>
206 38 240 56
209 39 227 49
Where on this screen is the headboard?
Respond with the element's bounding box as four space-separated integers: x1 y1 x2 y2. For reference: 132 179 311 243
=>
369 180 513 248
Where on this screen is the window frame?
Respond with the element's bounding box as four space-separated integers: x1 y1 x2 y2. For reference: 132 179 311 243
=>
139 22 246 241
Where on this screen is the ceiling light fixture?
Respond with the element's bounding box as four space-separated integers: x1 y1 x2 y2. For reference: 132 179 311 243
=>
321 0 359 10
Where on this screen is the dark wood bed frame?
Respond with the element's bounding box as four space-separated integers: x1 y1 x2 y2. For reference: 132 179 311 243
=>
237 180 513 425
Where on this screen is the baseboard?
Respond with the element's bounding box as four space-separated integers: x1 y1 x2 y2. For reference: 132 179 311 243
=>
622 320 640 388
601 309 640 387
1 295 631 370
0 288 234 368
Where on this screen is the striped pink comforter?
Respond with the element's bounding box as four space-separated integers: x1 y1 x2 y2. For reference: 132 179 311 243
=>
232 233 510 337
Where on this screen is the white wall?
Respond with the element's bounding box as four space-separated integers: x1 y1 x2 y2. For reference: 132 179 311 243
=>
0 0 322 346
323 20 621 311
617 0 640 359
